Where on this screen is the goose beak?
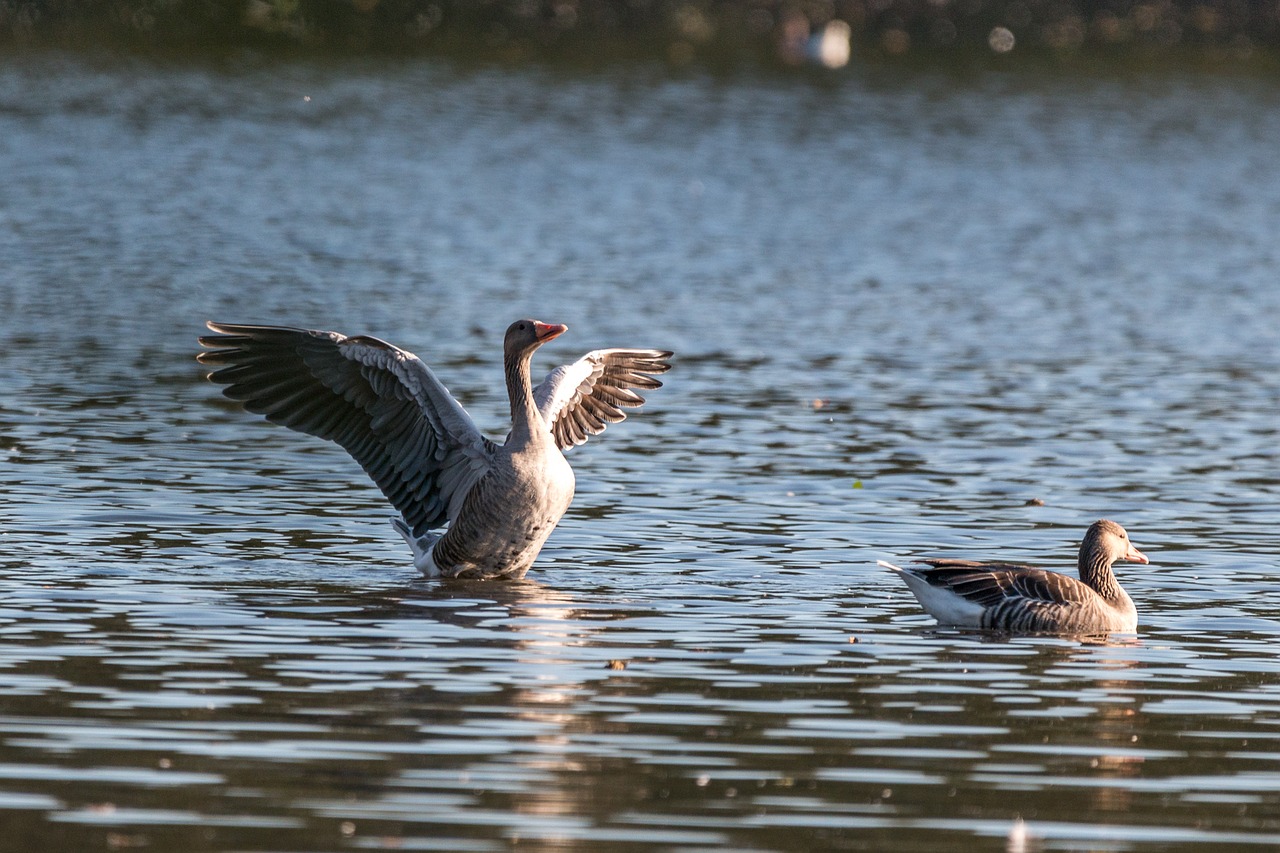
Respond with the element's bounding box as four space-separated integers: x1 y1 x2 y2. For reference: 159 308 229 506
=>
1123 544 1149 564
534 322 568 342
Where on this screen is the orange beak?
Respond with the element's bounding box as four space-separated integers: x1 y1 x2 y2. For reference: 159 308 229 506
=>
534 322 568 342
1124 544 1149 564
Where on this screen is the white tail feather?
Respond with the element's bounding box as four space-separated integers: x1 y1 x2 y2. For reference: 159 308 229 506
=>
390 517 443 577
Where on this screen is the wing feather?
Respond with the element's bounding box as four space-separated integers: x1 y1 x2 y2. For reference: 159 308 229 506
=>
534 348 672 450
915 560 1091 610
198 322 494 537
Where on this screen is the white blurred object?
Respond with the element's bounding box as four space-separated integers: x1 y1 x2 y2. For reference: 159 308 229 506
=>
811 20 852 68
989 26 1016 53
1006 817 1041 853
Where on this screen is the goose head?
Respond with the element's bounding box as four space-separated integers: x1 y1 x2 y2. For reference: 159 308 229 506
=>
1082 519 1149 568
505 319 567 361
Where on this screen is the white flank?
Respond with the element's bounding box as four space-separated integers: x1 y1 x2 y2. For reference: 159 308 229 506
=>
880 559 987 627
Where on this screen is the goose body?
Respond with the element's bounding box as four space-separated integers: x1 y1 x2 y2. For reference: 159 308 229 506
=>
198 319 671 579
880 520 1148 634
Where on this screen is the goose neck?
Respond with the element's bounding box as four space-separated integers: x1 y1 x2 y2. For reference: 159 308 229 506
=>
505 348 540 445
1078 546 1124 601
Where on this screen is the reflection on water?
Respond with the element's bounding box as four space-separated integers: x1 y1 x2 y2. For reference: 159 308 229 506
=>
2 50 1280 851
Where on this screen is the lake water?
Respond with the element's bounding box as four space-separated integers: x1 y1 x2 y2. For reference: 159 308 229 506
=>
2 49 1280 851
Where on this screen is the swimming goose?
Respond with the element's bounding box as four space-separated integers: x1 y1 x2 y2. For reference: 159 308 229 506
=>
198 319 672 579
879 519 1148 634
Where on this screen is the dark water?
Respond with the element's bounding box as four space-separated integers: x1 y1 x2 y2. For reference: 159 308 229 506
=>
2 50 1280 851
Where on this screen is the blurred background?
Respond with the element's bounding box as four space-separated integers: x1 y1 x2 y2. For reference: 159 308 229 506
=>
4 0 1278 67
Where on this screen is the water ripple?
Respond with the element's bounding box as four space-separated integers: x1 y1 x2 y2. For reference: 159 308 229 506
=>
2 52 1280 851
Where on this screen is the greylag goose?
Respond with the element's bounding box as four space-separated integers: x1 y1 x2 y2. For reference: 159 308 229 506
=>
198 320 672 579
879 519 1148 634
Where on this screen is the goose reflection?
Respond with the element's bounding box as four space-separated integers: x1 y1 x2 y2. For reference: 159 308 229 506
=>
326 577 653 838
954 639 1149 830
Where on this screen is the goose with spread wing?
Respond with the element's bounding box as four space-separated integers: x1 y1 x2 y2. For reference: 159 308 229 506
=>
879 519 1148 634
198 319 672 579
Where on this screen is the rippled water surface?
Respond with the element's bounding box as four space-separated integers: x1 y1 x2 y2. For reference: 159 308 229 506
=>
2 50 1280 851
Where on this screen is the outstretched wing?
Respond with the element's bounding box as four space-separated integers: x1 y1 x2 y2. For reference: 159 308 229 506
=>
533 348 672 450
197 322 494 537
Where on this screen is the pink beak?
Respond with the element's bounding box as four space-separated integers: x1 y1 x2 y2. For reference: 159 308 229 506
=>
1124 544 1149 564
534 322 567 342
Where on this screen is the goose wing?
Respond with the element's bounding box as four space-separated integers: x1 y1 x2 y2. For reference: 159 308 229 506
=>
198 322 494 537
915 560 1092 610
533 348 672 450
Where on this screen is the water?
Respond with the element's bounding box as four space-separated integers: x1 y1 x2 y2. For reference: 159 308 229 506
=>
2 49 1280 851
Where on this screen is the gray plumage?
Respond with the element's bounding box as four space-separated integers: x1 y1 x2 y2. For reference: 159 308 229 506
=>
880 519 1149 634
198 319 671 579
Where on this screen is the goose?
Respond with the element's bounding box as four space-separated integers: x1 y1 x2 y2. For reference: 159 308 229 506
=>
879 519 1148 634
198 319 672 579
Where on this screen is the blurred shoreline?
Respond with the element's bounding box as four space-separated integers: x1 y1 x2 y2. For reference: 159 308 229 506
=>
2 1 1277 69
